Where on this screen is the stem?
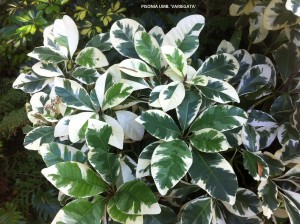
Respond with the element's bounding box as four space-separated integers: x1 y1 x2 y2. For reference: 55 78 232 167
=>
249 94 275 110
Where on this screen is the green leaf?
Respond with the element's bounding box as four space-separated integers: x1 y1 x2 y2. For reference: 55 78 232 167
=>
72 67 100 85
263 0 300 30
190 128 230 153
75 47 109 68
110 18 145 58
198 77 240 104
52 195 106 224
277 123 300 145
274 42 299 84
189 150 238 205
136 109 181 141
257 179 279 218
32 61 63 77
151 140 192 195
41 161 107 198
159 81 185 112
28 46 68 63
40 142 87 167
163 14 205 58
102 83 134 111
242 150 269 181
136 142 160 178
286 0 300 16
161 46 187 77
116 111 145 141
179 197 213 223
270 94 294 123
194 53 239 81
115 180 160 215
107 198 142 224
24 126 54 150
237 64 271 95
54 77 94 111
86 32 112 51
134 31 163 69
143 205 177 224
222 188 261 217
12 72 52 93
260 152 285 176
176 89 202 131
294 100 300 131
118 58 156 77
190 105 248 132
86 119 120 185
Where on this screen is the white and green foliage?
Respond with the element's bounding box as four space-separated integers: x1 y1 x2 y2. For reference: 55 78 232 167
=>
13 10 300 223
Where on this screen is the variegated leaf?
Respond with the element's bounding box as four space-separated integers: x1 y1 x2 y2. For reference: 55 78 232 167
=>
28 46 68 63
278 140 300 165
294 100 300 131
281 190 300 224
190 105 248 132
189 150 238 205
41 161 107 198
54 115 73 138
197 77 240 104
222 188 261 217
190 128 230 153
134 31 163 69
260 152 285 176
115 180 160 215
32 62 63 78
161 46 187 77
52 195 106 224
107 197 142 224
149 85 165 108
68 112 97 143
159 81 185 112
72 67 100 85
285 24 300 46
230 49 252 85
286 0 300 16
249 6 269 44
95 69 114 108
257 179 279 218
102 83 133 111
242 150 269 181
40 143 87 167
120 71 150 91
248 109 278 128
136 142 160 178
116 156 136 186
136 110 181 141
12 72 52 93
179 197 213 224
86 32 112 51
151 140 193 195
103 115 124 149
237 64 271 95
216 40 235 54
86 119 120 185
116 111 144 141
194 53 239 81
148 26 165 46
242 124 260 152
229 0 258 16
176 89 202 131
24 126 55 150
75 47 109 68
110 18 145 58
162 14 205 58
54 77 94 111
263 0 300 30
118 58 156 77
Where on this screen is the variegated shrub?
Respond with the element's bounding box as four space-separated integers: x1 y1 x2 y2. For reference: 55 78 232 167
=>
13 9 300 224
